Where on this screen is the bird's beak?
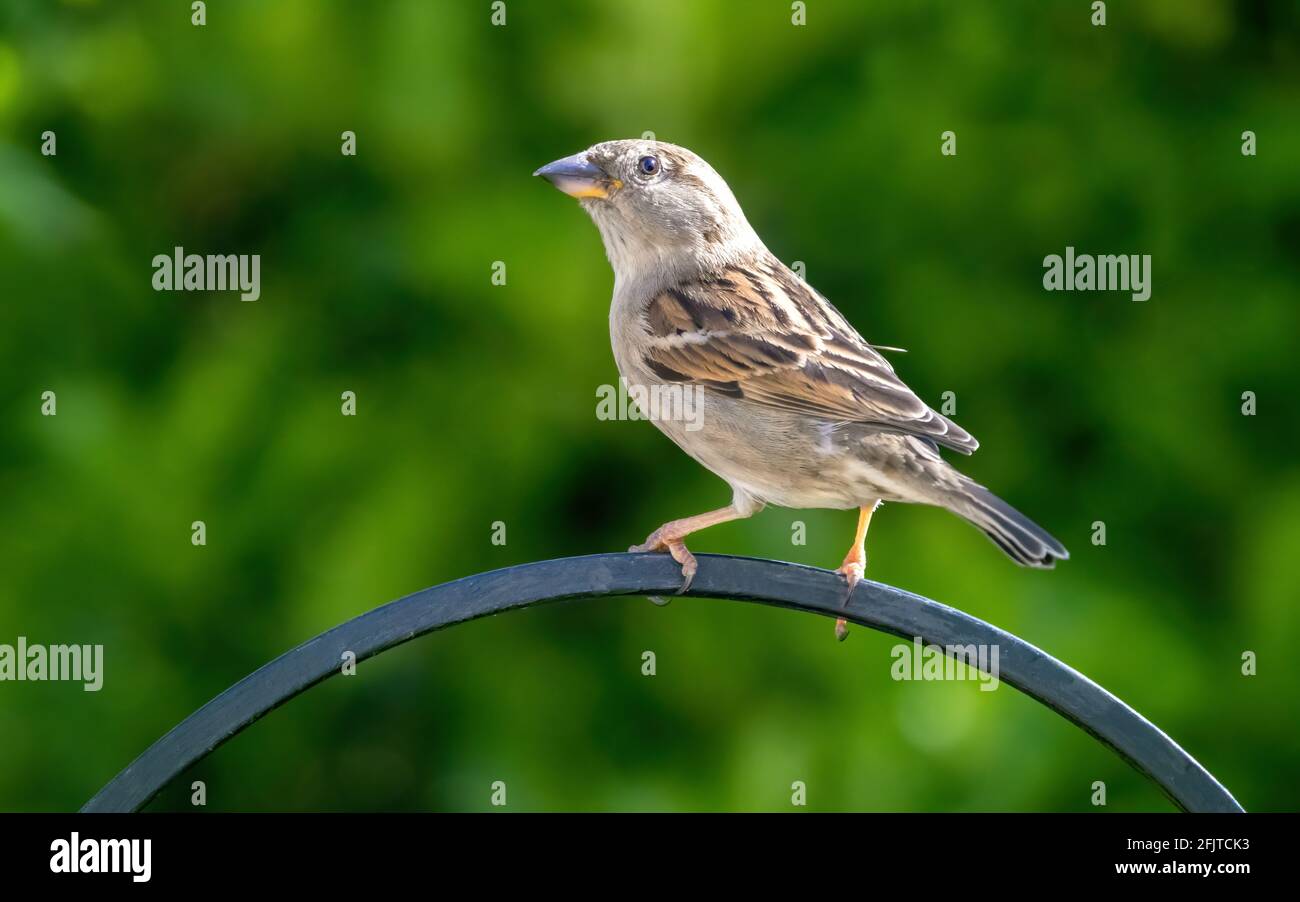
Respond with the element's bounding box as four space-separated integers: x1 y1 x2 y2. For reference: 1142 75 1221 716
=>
533 152 622 199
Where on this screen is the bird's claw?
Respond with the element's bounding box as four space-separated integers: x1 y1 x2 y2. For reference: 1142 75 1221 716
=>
837 560 864 608
833 559 865 642
630 537 673 606
630 531 697 595
669 542 698 593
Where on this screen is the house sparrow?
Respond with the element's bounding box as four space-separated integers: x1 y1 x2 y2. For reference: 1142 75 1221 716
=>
536 140 1068 639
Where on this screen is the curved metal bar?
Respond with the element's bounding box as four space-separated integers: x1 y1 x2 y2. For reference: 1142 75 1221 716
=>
81 553 1244 813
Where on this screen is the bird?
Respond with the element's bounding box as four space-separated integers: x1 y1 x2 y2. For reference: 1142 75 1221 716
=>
535 140 1067 640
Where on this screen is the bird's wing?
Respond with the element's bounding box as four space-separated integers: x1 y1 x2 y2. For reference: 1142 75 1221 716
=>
638 255 979 454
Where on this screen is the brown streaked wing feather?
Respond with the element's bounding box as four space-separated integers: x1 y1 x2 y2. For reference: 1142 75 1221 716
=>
639 256 979 454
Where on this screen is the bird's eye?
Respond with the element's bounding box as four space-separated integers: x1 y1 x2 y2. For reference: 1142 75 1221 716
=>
637 155 660 176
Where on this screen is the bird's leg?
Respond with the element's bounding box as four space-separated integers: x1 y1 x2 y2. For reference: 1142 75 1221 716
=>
631 504 748 597
834 503 877 642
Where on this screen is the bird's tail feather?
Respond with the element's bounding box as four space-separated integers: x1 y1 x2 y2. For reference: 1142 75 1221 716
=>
949 479 1068 569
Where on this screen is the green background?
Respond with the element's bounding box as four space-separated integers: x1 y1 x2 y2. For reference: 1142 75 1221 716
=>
0 0 1296 812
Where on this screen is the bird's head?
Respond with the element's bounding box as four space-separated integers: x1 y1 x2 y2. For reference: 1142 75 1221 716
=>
534 139 763 284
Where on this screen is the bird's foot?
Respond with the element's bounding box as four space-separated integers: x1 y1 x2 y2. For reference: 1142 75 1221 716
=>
630 528 698 595
837 560 864 606
833 559 865 642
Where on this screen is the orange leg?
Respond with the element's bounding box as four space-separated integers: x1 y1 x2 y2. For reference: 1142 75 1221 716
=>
834 503 877 642
631 504 749 596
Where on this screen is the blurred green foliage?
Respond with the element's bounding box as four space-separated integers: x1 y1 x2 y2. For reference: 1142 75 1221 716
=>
0 0 1297 812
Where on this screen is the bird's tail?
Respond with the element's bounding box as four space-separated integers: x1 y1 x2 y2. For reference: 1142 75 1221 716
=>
946 478 1069 569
